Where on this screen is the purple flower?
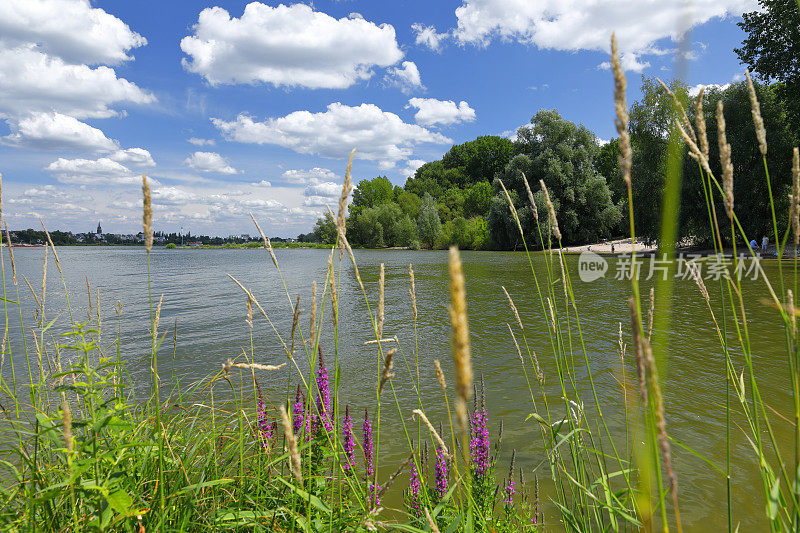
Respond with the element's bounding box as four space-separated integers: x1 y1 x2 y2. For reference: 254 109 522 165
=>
408 461 422 517
317 350 333 431
503 450 516 506
469 391 490 476
256 392 273 448
363 408 374 477
435 446 448 499
292 384 305 435
307 410 317 442
343 405 356 472
368 483 381 509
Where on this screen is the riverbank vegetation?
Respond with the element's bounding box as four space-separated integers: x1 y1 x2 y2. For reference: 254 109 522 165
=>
307 0 799 252
3 5 800 530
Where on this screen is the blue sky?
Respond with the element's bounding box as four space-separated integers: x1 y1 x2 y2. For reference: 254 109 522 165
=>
0 0 758 237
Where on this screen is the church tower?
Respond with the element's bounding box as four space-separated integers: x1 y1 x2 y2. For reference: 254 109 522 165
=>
96 222 102 234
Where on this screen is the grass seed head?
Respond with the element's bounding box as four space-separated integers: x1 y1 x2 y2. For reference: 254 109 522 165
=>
435 359 446 390
448 247 472 432
142 175 153 252
746 70 767 156
521 171 538 221
378 348 395 395
793 147 799 246
716 100 734 220
250 213 278 268
413 409 449 458
327 247 338 326
4 222 16 285
409 264 417 322
539 180 561 241
694 88 709 160
280 404 303 486
611 33 632 188
62 399 73 453
501 286 523 331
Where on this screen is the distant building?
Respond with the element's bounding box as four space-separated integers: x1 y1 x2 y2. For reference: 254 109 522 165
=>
96 222 102 234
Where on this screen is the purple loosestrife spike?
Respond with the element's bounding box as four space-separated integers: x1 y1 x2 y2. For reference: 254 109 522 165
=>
317 348 333 431
343 405 356 472
503 450 516 505
469 381 490 476
369 483 381 510
256 393 272 449
364 408 374 477
435 446 448 499
409 461 422 517
307 410 318 442
292 385 305 435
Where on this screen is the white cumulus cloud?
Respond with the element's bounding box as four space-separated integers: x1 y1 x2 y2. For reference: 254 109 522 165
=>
304 181 341 198
152 186 199 206
110 147 155 167
3 112 118 152
281 168 337 186
407 97 476 126
46 156 140 185
446 0 758 72
385 61 424 93
689 82 731 97
412 23 448 52
180 2 404 89
212 102 451 167
184 151 240 174
401 159 427 178
188 137 216 146
0 46 155 120
0 0 147 65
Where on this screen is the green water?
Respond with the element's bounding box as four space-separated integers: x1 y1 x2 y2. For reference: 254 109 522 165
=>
3 246 792 530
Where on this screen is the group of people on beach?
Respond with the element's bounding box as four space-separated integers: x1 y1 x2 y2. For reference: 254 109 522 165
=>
749 235 770 254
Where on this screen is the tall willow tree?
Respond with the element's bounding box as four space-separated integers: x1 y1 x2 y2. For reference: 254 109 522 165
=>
490 109 621 248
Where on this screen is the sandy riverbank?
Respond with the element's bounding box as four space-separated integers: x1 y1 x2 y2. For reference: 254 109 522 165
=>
561 239 657 254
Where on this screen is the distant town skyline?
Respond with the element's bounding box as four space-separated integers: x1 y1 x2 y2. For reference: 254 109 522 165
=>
0 0 758 237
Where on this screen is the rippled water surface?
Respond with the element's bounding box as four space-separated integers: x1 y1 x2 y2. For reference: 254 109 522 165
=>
3 246 793 530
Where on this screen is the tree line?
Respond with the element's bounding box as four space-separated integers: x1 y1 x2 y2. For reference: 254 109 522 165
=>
306 0 799 250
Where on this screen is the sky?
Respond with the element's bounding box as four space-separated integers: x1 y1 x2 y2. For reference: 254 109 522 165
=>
0 0 759 237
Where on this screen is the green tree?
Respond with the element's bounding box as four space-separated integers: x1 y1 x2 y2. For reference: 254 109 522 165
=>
350 176 394 218
394 215 418 247
404 161 447 199
311 212 337 244
404 136 516 198
417 193 442 249
493 110 622 247
438 188 466 221
685 81 796 243
374 203 404 246
349 206 385 248
736 0 800 137
396 190 422 218
625 77 691 241
625 77 796 245
463 181 493 218
595 138 625 204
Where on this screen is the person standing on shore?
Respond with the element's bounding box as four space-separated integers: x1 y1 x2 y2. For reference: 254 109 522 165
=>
762 235 769 253
750 238 758 252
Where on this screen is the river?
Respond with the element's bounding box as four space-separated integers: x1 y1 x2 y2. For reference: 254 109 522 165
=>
1 245 792 530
